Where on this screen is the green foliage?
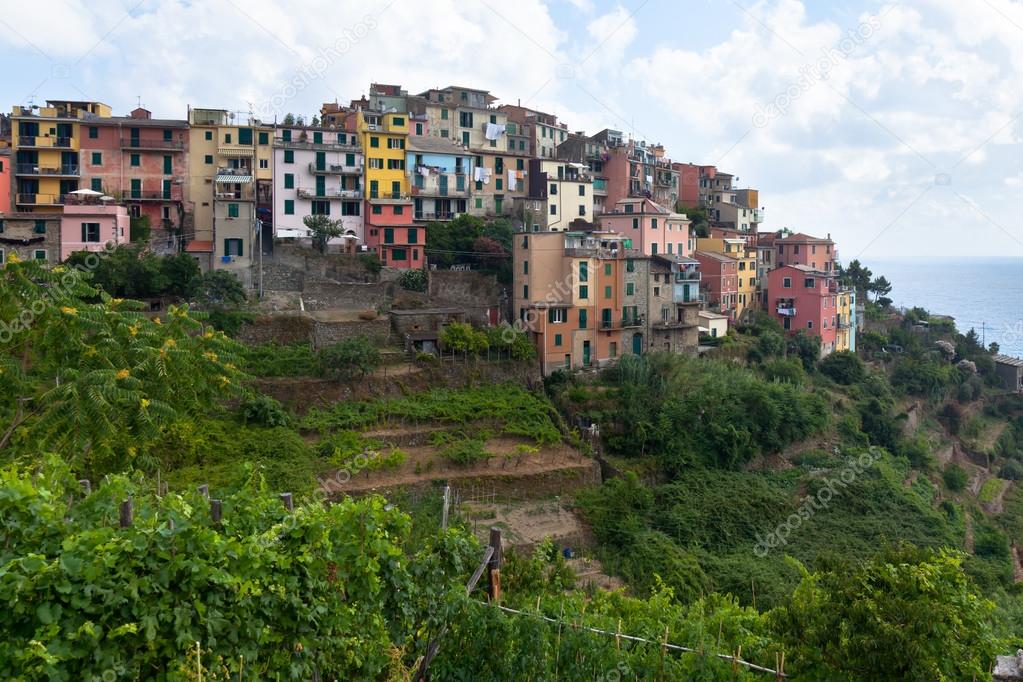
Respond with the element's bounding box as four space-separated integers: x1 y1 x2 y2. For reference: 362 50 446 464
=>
892 357 959 399
241 342 321 377
318 337 382 379
601 354 829 470
398 267 428 292
302 214 344 253
943 463 969 492
758 357 807 385
772 546 1000 681
64 246 201 300
129 214 151 242
441 438 492 467
194 269 247 309
485 323 536 359
239 393 291 427
788 331 821 371
0 460 478 680
440 321 489 355
359 253 382 274
818 350 866 385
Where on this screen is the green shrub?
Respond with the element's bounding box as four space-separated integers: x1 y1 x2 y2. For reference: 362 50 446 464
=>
442 438 491 467
943 463 969 492
319 337 382 378
440 322 489 354
819 351 866 385
239 394 291 428
398 268 428 292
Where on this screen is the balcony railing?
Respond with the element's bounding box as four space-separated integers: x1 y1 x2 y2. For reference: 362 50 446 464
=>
15 164 79 176
122 190 180 201
368 190 410 201
16 193 65 205
297 187 361 199
621 316 645 328
414 211 459 221
308 162 360 175
120 138 185 150
216 167 253 178
214 189 254 201
17 135 72 148
275 138 359 151
752 208 765 222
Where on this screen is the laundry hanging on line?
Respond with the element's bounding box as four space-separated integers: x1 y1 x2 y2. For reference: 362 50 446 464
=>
484 123 506 141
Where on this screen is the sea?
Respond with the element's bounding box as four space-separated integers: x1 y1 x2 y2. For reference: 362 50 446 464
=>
866 257 1023 358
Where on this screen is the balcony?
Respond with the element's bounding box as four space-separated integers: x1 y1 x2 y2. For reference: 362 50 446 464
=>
412 174 469 197
214 188 255 201
297 187 361 199
368 190 410 201
275 138 359 151
414 211 461 221
776 306 797 317
654 318 698 330
672 283 701 304
16 193 65 206
15 164 79 176
592 178 608 196
752 208 765 222
308 162 360 175
621 316 645 328
215 167 254 182
120 137 185 151
17 135 73 149
122 190 180 202
217 144 255 157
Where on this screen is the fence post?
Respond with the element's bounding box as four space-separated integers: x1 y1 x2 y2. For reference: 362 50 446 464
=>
197 484 209 500
210 499 222 525
441 485 450 531
488 527 503 603
280 493 294 511
119 498 133 528
78 479 91 495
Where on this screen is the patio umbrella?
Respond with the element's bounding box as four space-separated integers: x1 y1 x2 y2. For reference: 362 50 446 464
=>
68 189 103 196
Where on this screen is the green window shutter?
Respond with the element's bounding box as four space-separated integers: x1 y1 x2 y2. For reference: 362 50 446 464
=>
91 178 102 191
604 286 612 298
130 179 141 197
284 173 294 189
258 131 269 145
524 261 529 274
579 285 588 299
372 205 382 215
228 203 239 218
346 153 355 166
162 179 171 198
91 152 102 165
579 309 587 329
496 179 503 190
284 150 294 163
392 248 407 260
475 198 483 209
34 220 46 234
282 129 292 141
370 137 379 148
626 259 635 272
554 333 562 347
523 285 529 298
284 200 294 215
604 263 611 275
88 126 98 139
579 262 588 282
238 128 252 145
626 282 634 295
384 228 394 244
204 155 213 164
408 228 418 244
130 154 140 166
163 155 172 174
313 131 323 144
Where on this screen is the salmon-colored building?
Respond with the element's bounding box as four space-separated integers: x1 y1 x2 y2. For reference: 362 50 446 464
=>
774 232 837 273
78 107 188 248
694 250 739 319
598 197 693 258
513 229 634 374
768 264 841 356
59 202 130 260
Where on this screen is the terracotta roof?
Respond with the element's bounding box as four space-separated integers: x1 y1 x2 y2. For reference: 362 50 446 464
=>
185 240 214 253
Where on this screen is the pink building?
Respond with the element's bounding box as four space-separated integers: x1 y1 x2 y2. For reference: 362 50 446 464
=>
775 232 837 273
768 264 839 355
363 201 420 268
694 250 738 319
598 197 692 257
60 203 130 260
0 148 10 214
674 163 715 208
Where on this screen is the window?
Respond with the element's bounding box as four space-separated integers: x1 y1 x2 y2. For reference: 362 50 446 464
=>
626 282 635 295
284 173 294 189
415 123 423 135
387 159 404 170
204 154 213 165
282 129 292 142
441 109 449 120
227 203 239 218
284 199 294 215
554 333 563 347
258 131 269 145
550 205 557 216
163 155 172 174
387 138 404 149
224 133 232 144
804 278 815 288
550 183 557 195
604 263 611 276
34 220 47 234
88 126 98 139
609 342 617 358
372 205 383 215
624 204 633 214
626 259 635 273
807 320 814 330
408 228 418 244
284 150 294 163
579 262 588 282
34 250 47 261
392 116 404 126
523 285 529 298
341 202 360 216
91 152 102 165
259 159 268 169
783 277 792 288
579 309 588 329
651 243 658 255
549 308 567 323
370 136 380 148
579 205 585 216
651 218 658 229
394 206 404 216
384 228 394 244
462 132 470 146
578 184 585 196
81 222 100 242
475 198 483 209
311 201 330 215
205 130 213 141
224 238 243 257
368 158 383 169
579 285 588 299
130 154 140 167
392 248 407 261
604 285 612 298
91 178 102 192
459 111 473 128
517 158 525 170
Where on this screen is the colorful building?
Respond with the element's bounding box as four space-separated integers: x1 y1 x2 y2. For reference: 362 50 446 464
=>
514 159 593 232
836 287 857 353
79 107 189 250
694 250 739 319
407 136 473 224
768 264 841 357
272 124 363 248
598 197 693 257
186 107 273 278
59 202 129 260
629 254 701 356
358 109 419 268
11 100 111 213
497 104 567 159
774 232 838 273
696 236 758 321
0 213 60 263
513 230 632 374
0 148 10 214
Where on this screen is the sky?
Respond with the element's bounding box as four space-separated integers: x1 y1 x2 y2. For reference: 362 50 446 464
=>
3 0 1023 261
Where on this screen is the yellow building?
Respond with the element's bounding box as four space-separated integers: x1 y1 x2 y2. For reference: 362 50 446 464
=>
836 287 857 352
11 100 112 212
186 107 273 279
358 109 409 201
696 236 758 321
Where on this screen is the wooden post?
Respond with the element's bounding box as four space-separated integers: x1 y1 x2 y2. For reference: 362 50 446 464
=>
441 485 450 531
280 493 294 511
211 499 222 525
197 484 209 500
488 527 503 603
156 470 161 497
776 651 785 681
78 479 91 495
119 498 133 528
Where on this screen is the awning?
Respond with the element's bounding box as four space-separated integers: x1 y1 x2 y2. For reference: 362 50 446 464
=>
216 174 252 183
185 240 214 253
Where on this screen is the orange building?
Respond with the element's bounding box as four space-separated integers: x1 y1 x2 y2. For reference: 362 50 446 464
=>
513 229 634 374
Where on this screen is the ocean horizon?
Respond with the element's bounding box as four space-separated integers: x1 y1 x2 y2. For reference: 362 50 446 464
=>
864 257 1023 358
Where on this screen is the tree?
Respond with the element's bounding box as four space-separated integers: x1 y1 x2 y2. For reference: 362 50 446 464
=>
675 203 709 237
318 338 381 379
160 252 201 297
303 214 344 254
839 259 873 299
398 268 428 292
440 322 489 355
818 350 866 384
130 214 151 243
789 331 821 371
66 246 168 299
282 113 295 125
310 115 320 126
426 214 486 268
869 274 892 303
194 270 247 309
772 546 1000 681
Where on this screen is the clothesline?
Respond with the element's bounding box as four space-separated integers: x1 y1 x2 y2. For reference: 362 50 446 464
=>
492 604 785 677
